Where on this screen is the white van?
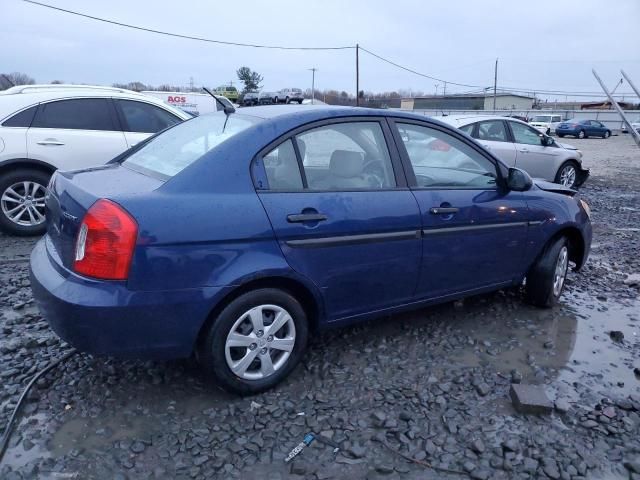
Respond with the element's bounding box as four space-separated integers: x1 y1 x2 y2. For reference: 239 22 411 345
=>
529 114 563 135
141 91 232 116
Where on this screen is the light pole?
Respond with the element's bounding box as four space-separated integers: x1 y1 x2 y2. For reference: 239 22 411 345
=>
308 68 318 105
434 84 439 96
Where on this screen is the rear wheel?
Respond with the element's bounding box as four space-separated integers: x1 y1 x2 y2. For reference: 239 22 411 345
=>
555 160 579 188
274 96 279 104
558 133 565 138
285 96 290 104
525 237 569 308
0 168 50 236
198 288 309 395
577 130 586 139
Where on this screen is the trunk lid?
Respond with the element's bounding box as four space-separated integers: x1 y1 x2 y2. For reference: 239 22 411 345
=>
46 164 162 269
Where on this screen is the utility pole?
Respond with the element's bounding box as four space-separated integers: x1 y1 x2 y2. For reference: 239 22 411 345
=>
492 58 498 111
356 44 360 106
308 68 317 105
443 81 447 97
434 84 439 96
621 69 640 99
189 76 194 91
593 69 640 148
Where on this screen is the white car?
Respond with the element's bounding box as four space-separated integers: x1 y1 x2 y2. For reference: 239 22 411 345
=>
529 114 563 135
621 117 640 133
0 84 191 235
439 115 589 189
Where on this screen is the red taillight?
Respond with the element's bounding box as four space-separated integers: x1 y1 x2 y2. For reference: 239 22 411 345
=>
74 199 138 280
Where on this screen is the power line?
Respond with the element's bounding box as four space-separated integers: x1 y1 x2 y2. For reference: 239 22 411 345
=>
359 46 638 98
359 46 482 89
21 0 354 50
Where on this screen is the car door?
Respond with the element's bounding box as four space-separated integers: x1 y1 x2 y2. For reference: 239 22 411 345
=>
508 120 557 179
114 99 183 148
470 119 517 166
592 120 606 136
254 119 423 321
27 98 128 170
388 119 529 300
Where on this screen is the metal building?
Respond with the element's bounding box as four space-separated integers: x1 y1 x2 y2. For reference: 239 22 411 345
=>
401 93 535 111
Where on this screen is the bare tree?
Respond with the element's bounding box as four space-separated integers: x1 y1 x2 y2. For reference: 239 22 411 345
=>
0 72 35 90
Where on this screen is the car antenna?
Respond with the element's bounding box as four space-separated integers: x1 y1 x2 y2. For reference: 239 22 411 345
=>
202 87 235 115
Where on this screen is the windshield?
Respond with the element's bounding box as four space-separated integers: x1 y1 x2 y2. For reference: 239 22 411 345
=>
124 114 259 178
532 116 551 122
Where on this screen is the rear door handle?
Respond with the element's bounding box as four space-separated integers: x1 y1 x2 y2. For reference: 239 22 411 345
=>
429 207 459 215
37 139 65 146
287 213 328 223
518 148 529 153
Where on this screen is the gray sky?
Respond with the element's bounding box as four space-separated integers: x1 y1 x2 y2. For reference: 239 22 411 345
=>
2 0 639 100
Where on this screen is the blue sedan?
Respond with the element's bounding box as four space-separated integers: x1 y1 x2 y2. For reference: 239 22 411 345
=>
556 119 611 139
30 106 592 394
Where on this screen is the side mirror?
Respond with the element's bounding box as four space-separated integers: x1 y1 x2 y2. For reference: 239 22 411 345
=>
540 135 553 146
507 167 533 191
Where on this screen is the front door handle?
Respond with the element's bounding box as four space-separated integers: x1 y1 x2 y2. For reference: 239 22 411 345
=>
37 139 65 146
430 207 459 215
518 148 529 153
287 213 328 223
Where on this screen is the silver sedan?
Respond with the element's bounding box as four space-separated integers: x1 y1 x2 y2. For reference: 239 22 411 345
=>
439 115 589 188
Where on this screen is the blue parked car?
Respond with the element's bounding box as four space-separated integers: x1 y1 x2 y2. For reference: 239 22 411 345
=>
30 105 592 394
556 119 611 139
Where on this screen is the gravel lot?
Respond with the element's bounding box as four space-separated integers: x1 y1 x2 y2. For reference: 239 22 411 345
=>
1 135 639 480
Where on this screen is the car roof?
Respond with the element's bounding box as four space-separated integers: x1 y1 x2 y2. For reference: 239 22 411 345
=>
436 114 528 127
0 86 190 122
235 104 450 124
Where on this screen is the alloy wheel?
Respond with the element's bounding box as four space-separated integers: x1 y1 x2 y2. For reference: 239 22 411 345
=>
552 246 568 297
559 165 576 188
224 304 296 380
1 181 47 227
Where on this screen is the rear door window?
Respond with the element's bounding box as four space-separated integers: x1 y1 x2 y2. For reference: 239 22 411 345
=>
476 120 508 142
32 99 115 131
295 122 396 190
115 100 182 133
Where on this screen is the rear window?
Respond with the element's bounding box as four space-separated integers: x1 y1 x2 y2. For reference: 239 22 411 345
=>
123 113 259 178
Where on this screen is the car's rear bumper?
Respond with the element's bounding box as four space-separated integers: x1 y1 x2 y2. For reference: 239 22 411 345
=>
29 238 232 359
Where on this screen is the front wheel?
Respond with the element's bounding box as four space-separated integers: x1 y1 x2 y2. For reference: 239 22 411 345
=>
274 96 279 104
0 168 51 236
558 133 565 138
198 288 309 395
603 130 611 139
555 160 579 188
285 96 290 104
525 237 569 308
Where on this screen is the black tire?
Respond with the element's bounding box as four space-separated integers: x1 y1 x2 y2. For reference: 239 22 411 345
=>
0 168 51 236
198 288 309 395
274 96 279 104
577 130 586 139
557 133 565 138
525 236 569 308
298 100 303 104
603 130 611 139
554 160 579 189
285 96 290 104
